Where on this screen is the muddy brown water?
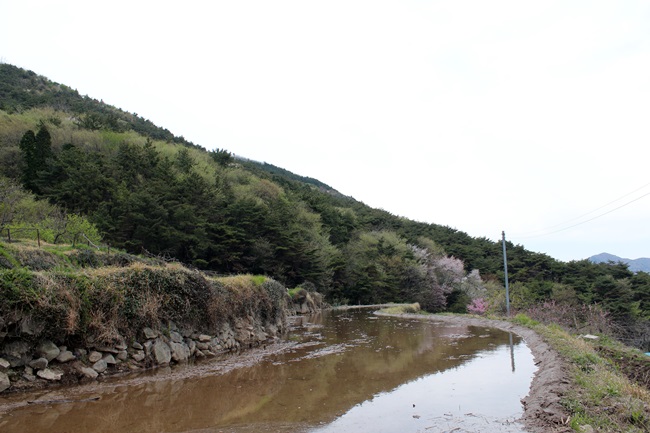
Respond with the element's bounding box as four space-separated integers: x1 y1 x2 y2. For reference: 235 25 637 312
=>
0 310 536 433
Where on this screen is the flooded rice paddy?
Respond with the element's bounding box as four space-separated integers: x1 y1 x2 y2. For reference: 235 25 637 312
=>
0 309 536 433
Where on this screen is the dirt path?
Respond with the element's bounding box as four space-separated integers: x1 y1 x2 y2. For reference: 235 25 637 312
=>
381 313 573 433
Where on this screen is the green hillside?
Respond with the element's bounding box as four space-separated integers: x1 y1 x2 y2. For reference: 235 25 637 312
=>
1 63 648 350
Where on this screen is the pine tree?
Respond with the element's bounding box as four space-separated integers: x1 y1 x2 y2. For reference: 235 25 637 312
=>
19 125 53 194
18 129 36 191
34 124 53 173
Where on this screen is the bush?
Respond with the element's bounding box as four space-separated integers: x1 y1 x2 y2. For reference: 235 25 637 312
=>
512 313 539 327
69 249 101 268
0 267 39 306
526 300 614 335
467 297 488 315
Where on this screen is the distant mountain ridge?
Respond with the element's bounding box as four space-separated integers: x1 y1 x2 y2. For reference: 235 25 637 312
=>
589 253 650 273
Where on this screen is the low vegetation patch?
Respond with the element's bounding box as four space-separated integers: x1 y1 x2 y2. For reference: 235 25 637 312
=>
0 241 290 347
594 343 650 390
379 303 421 315
518 318 650 432
512 312 540 327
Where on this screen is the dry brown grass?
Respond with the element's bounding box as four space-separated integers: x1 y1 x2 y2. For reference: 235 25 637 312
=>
87 309 122 344
140 290 164 324
1 244 290 347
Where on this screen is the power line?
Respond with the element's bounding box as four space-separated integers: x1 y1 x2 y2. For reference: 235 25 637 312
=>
515 190 650 240
517 181 650 237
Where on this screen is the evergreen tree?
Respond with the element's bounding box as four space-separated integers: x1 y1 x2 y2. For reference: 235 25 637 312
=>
18 129 36 190
209 148 233 167
592 275 635 322
34 125 53 173
18 125 53 194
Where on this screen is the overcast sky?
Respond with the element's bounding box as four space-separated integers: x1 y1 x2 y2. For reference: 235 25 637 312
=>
2 1 650 262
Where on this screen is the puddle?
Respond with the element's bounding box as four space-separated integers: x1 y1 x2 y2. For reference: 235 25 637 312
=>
0 310 536 433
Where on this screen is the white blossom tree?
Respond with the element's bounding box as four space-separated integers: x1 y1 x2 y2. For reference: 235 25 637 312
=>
411 245 466 312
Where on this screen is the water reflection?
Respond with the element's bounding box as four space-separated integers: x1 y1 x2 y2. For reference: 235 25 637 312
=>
0 310 535 433
509 332 516 372
311 324 534 433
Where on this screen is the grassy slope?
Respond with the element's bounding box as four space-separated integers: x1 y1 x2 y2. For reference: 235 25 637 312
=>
534 323 650 432
0 240 289 346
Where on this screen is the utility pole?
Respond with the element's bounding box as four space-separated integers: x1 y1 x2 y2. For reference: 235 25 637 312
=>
502 231 511 317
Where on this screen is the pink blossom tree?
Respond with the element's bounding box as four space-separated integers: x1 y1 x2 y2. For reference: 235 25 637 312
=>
467 298 488 315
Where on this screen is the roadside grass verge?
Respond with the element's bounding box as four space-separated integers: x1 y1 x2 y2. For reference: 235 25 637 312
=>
519 315 650 432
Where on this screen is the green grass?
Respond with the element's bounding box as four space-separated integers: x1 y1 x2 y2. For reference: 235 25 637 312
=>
0 242 21 268
251 275 266 286
511 312 540 327
521 321 650 432
379 303 421 315
287 287 303 298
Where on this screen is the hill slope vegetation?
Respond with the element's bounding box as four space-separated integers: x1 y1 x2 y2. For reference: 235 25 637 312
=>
1 63 648 350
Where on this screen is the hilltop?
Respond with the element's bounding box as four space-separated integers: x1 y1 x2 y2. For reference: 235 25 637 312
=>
589 252 650 273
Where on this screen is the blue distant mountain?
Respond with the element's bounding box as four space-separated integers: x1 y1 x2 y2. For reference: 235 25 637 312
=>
589 253 650 273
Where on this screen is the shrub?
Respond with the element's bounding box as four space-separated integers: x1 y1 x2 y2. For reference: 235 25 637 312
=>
0 267 39 306
251 275 266 286
70 249 101 268
526 300 614 335
512 313 539 327
467 297 488 315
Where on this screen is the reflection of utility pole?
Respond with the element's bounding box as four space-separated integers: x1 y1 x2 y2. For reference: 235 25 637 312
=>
502 231 510 317
509 332 515 373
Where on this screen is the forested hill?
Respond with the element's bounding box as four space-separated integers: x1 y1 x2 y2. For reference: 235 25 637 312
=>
1 63 648 348
0 63 198 148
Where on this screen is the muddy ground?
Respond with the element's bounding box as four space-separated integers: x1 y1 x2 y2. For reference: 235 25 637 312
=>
0 312 572 433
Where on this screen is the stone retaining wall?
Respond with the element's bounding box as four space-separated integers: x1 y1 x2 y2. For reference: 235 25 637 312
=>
0 315 284 394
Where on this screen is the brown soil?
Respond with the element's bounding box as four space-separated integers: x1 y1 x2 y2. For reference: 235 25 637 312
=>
0 311 573 433
595 346 650 390
392 313 573 433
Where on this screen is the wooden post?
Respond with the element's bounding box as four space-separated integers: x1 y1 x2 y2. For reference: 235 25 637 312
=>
37 229 41 247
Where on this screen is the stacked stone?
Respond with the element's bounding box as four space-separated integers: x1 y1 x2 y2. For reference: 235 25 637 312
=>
0 340 73 391
0 319 279 393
